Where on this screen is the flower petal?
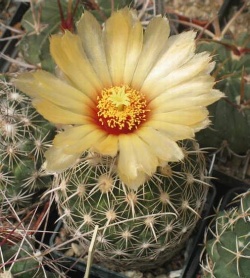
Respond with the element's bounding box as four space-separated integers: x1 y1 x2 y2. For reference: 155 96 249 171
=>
53 125 106 155
14 71 94 115
151 107 209 126
32 98 89 125
131 16 170 89
103 8 133 85
158 52 212 88
118 170 148 191
137 127 184 162
123 18 143 84
150 89 224 113
77 11 112 87
143 120 194 140
142 31 197 92
147 75 214 103
117 134 155 189
93 134 118 157
45 146 80 172
145 52 214 102
50 31 102 99
53 125 99 147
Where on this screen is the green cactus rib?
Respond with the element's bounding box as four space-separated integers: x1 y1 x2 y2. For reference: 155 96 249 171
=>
53 140 209 271
203 191 250 278
0 81 55 210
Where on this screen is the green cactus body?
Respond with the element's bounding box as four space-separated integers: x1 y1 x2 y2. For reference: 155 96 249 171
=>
53 140 209 271
196 33 250 154
0 81 54 210
203 191 250 278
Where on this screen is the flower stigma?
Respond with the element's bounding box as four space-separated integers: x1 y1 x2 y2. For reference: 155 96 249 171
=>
96 85 149 134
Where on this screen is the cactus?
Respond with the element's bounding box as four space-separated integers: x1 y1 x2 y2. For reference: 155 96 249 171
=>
53 140 210 271
202 190 250 277
196 32 250 155
0 80 54 212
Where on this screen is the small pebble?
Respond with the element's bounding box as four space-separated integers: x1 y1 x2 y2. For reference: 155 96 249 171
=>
169 270 182 278
123 270 143 278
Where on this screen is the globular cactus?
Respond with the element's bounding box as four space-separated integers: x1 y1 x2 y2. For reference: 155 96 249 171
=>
0 80 54 212
202 190 250 277
53 140 209 271
196 33 250 155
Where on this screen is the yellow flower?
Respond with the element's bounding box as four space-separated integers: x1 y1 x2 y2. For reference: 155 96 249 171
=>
14 8 223 189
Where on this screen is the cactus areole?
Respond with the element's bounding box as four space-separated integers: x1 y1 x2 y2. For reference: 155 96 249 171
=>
14 8 222 271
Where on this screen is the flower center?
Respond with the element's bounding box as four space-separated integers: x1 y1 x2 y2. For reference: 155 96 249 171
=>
96 85 149 134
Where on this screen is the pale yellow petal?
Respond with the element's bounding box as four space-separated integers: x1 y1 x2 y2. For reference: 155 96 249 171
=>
142 31 196 90
158 52 212 89
143 120 194 140
77 11 112 87
150 107 209 126
50 32 101 99
32 99 90 125
131 16 170 89
147 75 214 103
117 134 138 181
14 71 94 115
150 89 224 113
118 134 154 189
53 125 99 147
93 134 118 156
48 127 106 160
45 146 81 172
130 134 158 176
103 8 132 84
62 129 107 155
118 170 148 190
137 127 184 162
144 53 214 101
191 118 211 132
123 19 143 84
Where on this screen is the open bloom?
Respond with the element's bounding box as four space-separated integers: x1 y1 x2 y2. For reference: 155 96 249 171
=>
14 8 223 189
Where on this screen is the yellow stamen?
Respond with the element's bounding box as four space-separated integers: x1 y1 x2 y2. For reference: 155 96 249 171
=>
96 85 149 134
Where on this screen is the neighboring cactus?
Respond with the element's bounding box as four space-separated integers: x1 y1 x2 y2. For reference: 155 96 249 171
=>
0 80 54 212
196 33 250 155
202 190 250 277
53 140 209 271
